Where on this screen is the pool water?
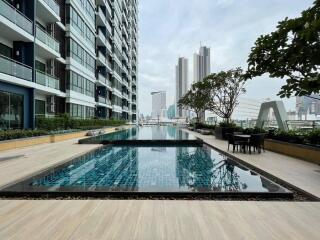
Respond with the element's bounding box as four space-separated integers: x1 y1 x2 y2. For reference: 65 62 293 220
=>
81 126 196 143
6 145 289 194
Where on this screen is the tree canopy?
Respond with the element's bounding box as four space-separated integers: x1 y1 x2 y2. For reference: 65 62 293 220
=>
199 68 246 123
246 0 320 98
178 83 210 123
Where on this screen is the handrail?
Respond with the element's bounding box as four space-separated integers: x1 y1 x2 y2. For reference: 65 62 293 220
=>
0 54 32 69
36 25 60 52
0 0 33 34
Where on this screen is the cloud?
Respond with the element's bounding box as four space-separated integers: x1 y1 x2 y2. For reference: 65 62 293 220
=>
138 0 314 115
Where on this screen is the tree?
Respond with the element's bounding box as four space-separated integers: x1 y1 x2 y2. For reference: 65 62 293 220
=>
200 68 246 123
178 83 210 123
246 0 320 98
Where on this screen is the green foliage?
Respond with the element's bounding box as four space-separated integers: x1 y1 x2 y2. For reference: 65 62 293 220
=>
0 129 48 141
242 127 267 135
246 1 320 97
178 84 211 123
36 116 126 131
270 129 320 146
200 68 246 123
218 121 237 128
194 123 216 130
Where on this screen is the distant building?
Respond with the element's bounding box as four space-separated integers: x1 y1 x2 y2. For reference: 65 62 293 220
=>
194 46 211 121
296 95 320 120
193 46 211 83
167 104 176 119
151 91 167 119
175 57 188 118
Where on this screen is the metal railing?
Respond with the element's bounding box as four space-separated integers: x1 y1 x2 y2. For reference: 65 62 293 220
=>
36 26 60 53
35 70 60 90
0 0 33 34
43 0 60 16
0 54 32 81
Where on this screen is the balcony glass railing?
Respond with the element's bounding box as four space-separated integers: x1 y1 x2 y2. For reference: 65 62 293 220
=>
106 21 112 34
98 51 106 65
98 96 107 104
98 29 107 45
98 73 106 84
97 7 106 25
35 70 60 90
0 0 33 34
36 26 60 53
0 54 32 81
43 0 60 16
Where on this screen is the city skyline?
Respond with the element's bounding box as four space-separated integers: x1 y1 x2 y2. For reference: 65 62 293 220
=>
138 0 314 115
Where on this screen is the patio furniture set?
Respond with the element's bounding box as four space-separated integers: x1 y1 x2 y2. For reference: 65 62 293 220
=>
226 133 266 154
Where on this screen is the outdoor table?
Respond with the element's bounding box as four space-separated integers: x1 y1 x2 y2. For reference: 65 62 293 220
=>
234 135 251 153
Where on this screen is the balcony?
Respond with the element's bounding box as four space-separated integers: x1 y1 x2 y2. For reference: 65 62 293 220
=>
0 0 33 40
97 51 107 66
35 25 60 58
98 96 107 105
97 29 107 47
106 1 112 18
97 73 107 85
36 0 60 24
35 70 60 90
0 54 32 81
122 92 129 99
106 20 112 35
122 106 129 111
97 7 106 27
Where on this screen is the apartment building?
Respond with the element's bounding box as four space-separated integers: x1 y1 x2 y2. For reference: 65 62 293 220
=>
151 91 166 119
0 0 138 129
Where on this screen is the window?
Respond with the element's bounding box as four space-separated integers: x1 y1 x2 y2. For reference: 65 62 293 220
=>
0 91 23 129
0 43 12 58
35 100 45 116
66 71 95 97
68 39 95 73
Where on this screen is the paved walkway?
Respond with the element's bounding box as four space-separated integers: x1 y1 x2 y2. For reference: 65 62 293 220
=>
184 130 320 198
0 130 319 239
0 200 319 240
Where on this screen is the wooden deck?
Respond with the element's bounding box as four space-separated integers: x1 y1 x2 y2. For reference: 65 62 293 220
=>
0 129 319 239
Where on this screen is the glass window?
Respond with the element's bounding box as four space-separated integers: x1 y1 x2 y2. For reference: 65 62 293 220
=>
35 100 45 116
0 91 23 129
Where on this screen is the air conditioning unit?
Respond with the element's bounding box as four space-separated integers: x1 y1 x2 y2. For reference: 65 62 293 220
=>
47 96 56 113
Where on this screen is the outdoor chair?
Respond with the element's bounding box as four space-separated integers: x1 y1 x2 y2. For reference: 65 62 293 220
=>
226 133 247 153
248 134 266 154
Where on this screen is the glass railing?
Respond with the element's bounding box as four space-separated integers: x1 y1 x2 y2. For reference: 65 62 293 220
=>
98 51 106 65
122 106 129 111
36 26 60 53
98 96 107 104
106 1 112 17
43 0 60 16
35 70 60 90
97 7 106 25
0 54 32 81
98 73 106 84
0 0 33 34
106 21 112 34
98 29 107 45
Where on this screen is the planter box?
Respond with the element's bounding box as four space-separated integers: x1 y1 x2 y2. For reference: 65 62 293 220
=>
264 139 320 164
0 131 88 151
215 127 234 140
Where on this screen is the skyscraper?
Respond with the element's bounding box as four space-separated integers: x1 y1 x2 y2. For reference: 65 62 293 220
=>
0 0 138 130
175 57 188 118
193 46 211 82
151 91 166 119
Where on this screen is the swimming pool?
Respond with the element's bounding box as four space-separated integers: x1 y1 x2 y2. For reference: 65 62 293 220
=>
1 144 291 197
79 126 197 144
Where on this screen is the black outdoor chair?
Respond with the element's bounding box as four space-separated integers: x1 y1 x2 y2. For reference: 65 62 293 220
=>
226 133 247 153
248 134 266 154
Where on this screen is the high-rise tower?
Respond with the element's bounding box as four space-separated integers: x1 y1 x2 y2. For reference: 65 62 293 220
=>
193 46 210 82
175 57 188 118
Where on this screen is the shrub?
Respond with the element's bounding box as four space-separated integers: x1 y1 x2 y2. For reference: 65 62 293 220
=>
194 123 216 130
0 129 48 141
36 116 126 131
242 127 267 135
218 122 237 128
306 129 320 145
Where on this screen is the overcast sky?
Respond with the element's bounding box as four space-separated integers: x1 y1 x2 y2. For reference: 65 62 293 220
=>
137 0 314 116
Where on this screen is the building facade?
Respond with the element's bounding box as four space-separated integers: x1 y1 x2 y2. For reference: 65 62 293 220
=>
0 0 138 130
193 46 210 83
151 91 166 119
296 95 320 120
175 57 188 118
